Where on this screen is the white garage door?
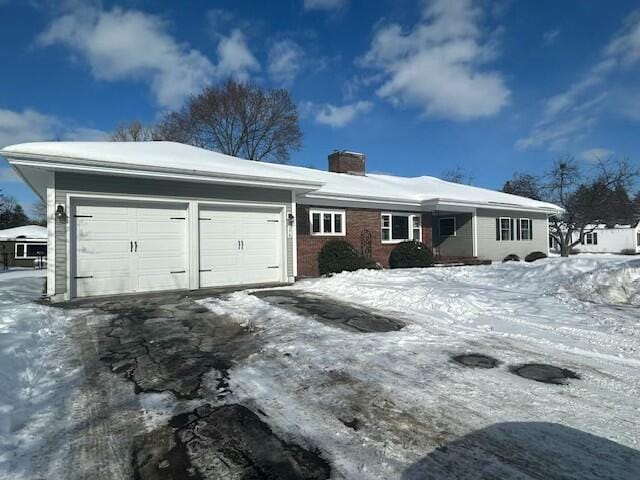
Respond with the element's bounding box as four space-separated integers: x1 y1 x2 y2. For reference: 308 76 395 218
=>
199 206 283 288
73 200 188 298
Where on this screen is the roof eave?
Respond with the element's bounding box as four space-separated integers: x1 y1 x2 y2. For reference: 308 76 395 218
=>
3 151 324 192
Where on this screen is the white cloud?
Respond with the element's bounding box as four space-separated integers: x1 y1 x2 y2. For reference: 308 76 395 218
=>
0 106 107 149
268 40 304 85
303 0 347 11
313 100 373 127
518 10 640 151
216 29 260 80
360 0 509 120
578 148 615 162
0 108 59 147
38 6 259 109
543 28 560 46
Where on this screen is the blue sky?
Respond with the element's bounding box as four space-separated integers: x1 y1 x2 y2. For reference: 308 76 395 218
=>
1 0 640 213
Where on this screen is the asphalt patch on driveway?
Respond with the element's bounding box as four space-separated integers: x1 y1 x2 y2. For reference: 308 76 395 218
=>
452 353 500 369
79 293 331 479
133 404 330 480
94 296 257 399
510 363 581 385
252 289 405 333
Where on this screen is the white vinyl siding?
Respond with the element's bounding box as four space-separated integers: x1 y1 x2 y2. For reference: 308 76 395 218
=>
476 209 549 261
309 209 345 236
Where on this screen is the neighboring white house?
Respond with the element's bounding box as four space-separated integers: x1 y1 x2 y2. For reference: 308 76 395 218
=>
550 223 640 254
0 225 48 268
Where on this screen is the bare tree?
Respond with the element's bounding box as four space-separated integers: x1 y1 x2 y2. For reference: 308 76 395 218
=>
440 166 475 185
546 156 639 256
110 120 157 142
31 200 47 225
502 173 543 200
155 79 302 163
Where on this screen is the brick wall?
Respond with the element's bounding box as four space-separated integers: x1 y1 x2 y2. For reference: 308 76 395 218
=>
296 205 433 277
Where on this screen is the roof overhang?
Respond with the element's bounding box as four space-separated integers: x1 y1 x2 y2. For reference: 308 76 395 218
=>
2 151 325 199
300 192 564 214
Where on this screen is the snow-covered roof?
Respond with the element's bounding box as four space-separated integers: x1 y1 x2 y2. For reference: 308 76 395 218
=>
0 225 47 241
1 141 562 213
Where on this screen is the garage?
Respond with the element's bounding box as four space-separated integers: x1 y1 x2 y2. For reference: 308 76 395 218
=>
71 198 286 299
72 200 189 297
199 205 284 288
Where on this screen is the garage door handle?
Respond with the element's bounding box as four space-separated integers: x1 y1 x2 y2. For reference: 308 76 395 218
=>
135 241 138 252
241 240 244 250
130 241 133 252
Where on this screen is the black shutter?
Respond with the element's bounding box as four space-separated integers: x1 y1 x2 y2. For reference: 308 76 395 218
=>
496 218 500 240
594 232 598 245
510 219 515 240
516 219 521 241
530 219 533 240
581 234 585 245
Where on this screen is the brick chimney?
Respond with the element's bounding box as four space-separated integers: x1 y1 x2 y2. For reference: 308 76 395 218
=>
328 151 366 175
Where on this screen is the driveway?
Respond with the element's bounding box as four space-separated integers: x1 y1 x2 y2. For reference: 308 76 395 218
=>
58 287 409 480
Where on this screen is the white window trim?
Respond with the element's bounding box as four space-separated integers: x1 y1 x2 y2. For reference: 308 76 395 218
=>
499 217 512 241
309 209 346 236
14 242 47 259
519 218 532 241
381 212 422 244
585 232 597 245
439 217 457 237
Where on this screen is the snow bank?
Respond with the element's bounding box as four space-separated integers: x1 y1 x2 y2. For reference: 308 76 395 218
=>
0 276 81 479
562 258 640 305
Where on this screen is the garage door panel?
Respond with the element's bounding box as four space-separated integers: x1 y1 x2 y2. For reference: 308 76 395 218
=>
77 220 129 237
76 257 130 275
74 200 188 298
198 206 283 288
76 277 132 298
138 272 188 292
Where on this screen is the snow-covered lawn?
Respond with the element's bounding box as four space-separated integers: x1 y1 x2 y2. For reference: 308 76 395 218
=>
1 256 639 479
201 255 640 479
0 270 82 479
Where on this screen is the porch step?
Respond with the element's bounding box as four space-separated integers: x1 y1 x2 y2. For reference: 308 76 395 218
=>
434 256 491 267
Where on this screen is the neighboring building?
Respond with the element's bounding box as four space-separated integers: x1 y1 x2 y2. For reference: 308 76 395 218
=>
0 225 48 268
550 223 640 254
1 142 562 301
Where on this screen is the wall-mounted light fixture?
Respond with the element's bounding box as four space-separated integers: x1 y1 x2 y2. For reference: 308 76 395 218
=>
287 213 295 225
56 204 65 219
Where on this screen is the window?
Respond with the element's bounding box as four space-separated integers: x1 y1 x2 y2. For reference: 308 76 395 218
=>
15 243 47 259
439 217 456 236
498 217 513 241
381 213 421 243
585 232 598 245
519 218 532 241
637 232 640 247
310 209 345 236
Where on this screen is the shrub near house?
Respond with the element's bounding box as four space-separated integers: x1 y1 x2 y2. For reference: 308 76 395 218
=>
389 241 434 269
318 240 366 276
